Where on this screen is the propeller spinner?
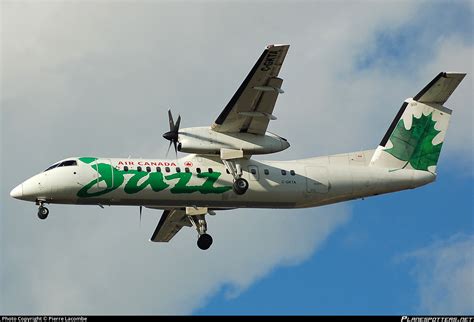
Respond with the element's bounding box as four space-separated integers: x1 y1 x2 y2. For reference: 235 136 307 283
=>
163 109 181 157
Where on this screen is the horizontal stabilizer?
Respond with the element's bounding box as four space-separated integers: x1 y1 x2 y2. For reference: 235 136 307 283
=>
413 72 466 104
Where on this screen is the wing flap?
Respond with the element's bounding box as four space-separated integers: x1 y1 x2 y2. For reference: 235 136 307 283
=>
246 77 283 134
150 209 191 242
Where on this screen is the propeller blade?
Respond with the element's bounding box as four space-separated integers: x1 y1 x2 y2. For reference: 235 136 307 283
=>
168 109 174 131
163 109 181 158
166 141 172 157
174 115 181 132
139 206 143 228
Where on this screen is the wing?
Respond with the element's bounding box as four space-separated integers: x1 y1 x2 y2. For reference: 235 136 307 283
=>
211 44 289 135
150 209 191 242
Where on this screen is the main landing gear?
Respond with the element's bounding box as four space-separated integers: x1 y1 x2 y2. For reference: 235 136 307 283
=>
233 177 249 195
36 201 49 220
222 159 249 195
197 234 213 250
189 214 213 250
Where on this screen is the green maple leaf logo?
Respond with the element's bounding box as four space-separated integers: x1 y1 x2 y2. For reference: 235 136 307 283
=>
385 112 443 171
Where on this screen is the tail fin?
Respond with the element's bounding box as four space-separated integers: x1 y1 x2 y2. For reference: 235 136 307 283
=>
370 72 466 173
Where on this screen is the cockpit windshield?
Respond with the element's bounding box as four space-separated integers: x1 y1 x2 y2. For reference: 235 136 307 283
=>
44 163 60 172
44 160 77 172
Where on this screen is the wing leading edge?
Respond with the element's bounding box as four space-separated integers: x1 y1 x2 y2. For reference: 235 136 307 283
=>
211 44 289 135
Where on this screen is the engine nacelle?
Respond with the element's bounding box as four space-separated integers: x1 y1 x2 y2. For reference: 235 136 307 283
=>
177 127 290 155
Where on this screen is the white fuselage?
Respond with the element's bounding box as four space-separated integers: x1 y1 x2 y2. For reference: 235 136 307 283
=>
11 149 435 210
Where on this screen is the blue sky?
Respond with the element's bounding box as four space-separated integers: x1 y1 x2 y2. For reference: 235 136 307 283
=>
1 0 473 315
356 1 473 73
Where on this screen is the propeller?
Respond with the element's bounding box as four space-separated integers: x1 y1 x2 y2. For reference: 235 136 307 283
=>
162 109 181 158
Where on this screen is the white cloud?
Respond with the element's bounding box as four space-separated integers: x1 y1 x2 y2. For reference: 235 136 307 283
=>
1 204 350 314
400 234 474 314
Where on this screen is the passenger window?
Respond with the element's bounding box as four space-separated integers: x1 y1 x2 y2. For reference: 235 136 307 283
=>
165 167 170 173
281 170 287 176
146 166 151 172
208 168 213 173
176 167 181 173
264 169 269 175
290 170 296 176
185 167 190 173
226 169 230 174
251 168 257 175
196 168 201 174
137 166 142 172
124 166 129 171
156 167 161 172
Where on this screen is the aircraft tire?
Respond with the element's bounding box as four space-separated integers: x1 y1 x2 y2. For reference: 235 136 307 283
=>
197 234 213 250
233 178 249 195
38 206 49 220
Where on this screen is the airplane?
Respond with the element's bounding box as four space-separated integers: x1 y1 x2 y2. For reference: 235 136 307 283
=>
10 44 466 250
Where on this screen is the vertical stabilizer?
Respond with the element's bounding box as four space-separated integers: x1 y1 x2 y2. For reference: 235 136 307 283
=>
370 72 466 173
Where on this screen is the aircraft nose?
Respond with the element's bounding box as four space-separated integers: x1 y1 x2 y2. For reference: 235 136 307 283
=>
10 184 23 199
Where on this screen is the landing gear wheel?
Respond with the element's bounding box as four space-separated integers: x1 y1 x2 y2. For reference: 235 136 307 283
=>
233 178 249 195
197 234 213 250
38 206 49 220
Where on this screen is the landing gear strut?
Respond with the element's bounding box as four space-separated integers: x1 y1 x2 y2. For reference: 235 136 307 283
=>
189 215 213 250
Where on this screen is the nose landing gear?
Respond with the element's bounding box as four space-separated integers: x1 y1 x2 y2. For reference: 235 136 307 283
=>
36 200 49 220
37 206 49 220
